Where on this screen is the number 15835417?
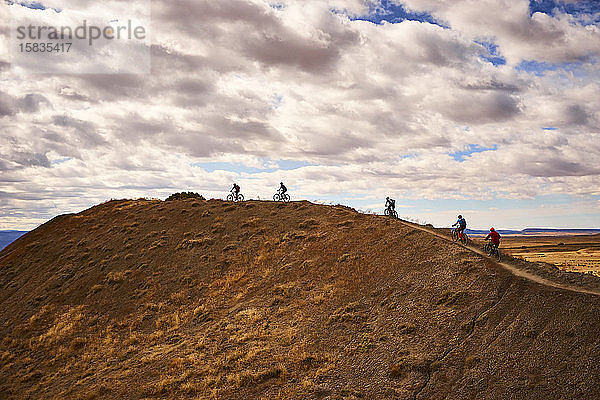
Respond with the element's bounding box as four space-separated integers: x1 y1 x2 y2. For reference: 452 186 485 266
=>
19 43 72 53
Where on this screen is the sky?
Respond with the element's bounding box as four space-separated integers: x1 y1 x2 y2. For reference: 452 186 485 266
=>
1 0 599 230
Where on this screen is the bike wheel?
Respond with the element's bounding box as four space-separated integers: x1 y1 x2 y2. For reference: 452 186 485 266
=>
451 230 458 242
460 233 468 245
237 194 244 202
484 243 492 257
283 194 290 203
273 193 280 202
392 211 398 219
227 194 234 202
384 209 391 216
494 248 501 261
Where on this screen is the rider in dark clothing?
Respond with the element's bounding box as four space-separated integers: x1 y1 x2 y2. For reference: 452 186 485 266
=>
231 183 240 198
279 182 287 194
385 196 396 211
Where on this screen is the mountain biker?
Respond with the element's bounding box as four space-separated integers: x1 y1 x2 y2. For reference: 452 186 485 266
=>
231 183 240 199
385 197 396 212
452 215 467 240
485 227 501 250
279 182 287 194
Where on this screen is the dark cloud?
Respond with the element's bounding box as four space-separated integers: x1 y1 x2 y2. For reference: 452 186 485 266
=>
19 94 49 113
241 33 344 72
564 104 589 126
74 74 146 97
521 158 596 177
6 152 50 168
0 92 16 116
439 91 522 124
161 131 244 158
0 92 49 116
461 80 521 92
52 115 107 147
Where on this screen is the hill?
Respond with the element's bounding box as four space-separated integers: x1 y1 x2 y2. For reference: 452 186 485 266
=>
1 199 600 399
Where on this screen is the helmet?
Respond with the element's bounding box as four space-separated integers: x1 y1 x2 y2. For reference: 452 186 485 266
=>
490 227 495 231
280 182 283 185
458 215 462 219
386 196 390 200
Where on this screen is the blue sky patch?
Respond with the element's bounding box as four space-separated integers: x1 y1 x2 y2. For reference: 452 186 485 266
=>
543 127 558 131
11 1 62 13
52 157 72 165
17 1 46 10
476 40 507 66
530 0 600 25
515 59 594 77
349 0 446 27
272 94 283 109
450 144 498 162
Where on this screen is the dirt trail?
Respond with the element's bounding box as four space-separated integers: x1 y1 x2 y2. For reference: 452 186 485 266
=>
399 219 600 296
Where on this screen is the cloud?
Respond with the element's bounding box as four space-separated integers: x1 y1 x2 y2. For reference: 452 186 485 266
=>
398 0 600 64
0 0 598 229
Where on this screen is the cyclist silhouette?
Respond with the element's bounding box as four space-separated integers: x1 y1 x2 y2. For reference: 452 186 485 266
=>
231 183 240 199
385 196 396 212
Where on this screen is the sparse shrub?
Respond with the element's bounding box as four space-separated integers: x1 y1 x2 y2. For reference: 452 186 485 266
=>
235 366 284 387
328 302 368 323
222 242 239 252
464 355 480 369
106 271 129 284
437 291 471 307
165 192 206 201
89 284 105 294
355 333 375 351
398 323 416 335
241 217 260 228
69 337 86 351
282 231 307 242
36 306 85 347
299 218 319 229
149 240 167 250
211 223 225 233
177 236 213 249
337 220 354 227
389 353 434 379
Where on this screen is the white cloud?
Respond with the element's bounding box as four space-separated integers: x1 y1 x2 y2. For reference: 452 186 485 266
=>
398 0 600 64
0 0 598 229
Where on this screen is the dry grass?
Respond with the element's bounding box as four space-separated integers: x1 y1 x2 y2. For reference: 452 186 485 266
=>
4 199 600 400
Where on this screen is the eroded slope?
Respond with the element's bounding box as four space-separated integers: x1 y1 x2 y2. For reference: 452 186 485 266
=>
1 199 599 399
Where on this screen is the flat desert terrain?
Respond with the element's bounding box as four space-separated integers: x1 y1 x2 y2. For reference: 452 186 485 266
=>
500 235 600 276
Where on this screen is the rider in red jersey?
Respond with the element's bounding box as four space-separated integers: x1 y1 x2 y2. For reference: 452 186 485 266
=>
485 227 501 250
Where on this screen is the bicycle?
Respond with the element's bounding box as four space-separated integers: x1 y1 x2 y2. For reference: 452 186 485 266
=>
451 228 468 245
273 190 290 203
384 207 398 219
226 192 244 202
483 239 501 261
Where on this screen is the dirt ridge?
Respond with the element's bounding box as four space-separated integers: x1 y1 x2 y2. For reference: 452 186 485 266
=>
1 199 600 399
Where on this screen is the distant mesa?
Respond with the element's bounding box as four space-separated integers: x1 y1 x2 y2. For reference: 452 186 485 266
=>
0 230 28 251
466 228 600 236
